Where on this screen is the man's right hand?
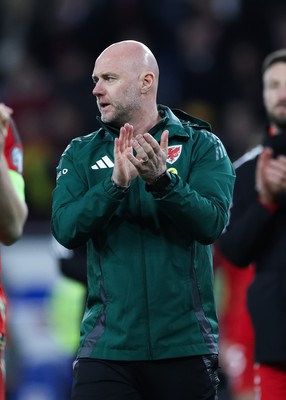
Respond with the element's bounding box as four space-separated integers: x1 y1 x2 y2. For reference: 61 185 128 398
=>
256 147 286 205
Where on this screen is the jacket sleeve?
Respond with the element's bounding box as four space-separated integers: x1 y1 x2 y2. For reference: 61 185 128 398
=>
51 142 128 249
216 161 276 267
153 132 236 245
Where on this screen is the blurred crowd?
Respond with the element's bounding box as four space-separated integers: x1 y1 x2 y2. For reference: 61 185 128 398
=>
0 0 286 221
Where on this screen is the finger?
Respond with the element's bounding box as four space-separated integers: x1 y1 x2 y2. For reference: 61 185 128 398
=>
160 130 169 155
132 137 148 160
275 156 286 170
260 147 273 162
276 155 286 162
124 123 133 147
118 126 127 153
268 159 286 178
0 103 13 113
266 165 286 183
257 147 272 174
0 103 13 119
114 137 121 158
126 151 143 167
142 133 160 154
119 123 134 152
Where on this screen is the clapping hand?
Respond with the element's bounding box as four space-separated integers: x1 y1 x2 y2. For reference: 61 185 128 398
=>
127 129 169 184
256 147 286 204
112 123 169 187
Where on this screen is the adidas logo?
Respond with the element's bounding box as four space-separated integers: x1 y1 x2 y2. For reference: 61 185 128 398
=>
91 155 114 170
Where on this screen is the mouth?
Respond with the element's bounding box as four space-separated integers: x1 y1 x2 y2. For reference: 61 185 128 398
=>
275 106 286 117
99 102 111 111
276 102 286 109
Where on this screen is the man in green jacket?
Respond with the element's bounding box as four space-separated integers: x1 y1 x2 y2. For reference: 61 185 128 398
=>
51 40 235 400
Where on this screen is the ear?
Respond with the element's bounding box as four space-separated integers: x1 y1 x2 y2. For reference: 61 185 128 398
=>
141 72 155 93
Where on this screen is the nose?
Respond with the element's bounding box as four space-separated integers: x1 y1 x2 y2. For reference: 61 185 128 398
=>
92 83 99 97
92 81 103 97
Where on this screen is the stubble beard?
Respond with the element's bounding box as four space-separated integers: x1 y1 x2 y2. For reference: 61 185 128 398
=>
103 99 141 128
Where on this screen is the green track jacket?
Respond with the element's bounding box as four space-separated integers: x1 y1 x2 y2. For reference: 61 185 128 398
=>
51 105 235 361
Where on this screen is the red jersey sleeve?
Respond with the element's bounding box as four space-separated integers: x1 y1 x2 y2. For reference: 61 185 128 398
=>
4 119 24 175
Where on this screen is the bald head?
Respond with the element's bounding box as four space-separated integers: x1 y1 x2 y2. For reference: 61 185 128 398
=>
96 40 159 88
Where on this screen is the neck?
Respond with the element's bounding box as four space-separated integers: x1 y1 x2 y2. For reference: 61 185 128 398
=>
131 108 161 137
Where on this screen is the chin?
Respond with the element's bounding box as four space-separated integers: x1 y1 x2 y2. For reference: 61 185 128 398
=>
100 114 112 124
275 116 286 127
269 112 286 128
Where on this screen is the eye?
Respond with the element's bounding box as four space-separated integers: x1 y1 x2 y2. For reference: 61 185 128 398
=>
267 81 280 90
106 76 115 82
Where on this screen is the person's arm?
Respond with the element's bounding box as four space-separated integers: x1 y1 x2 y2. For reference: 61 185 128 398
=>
0 159 28 244
140 130 236 245
0 104 28 245
216 151 281 267
217 196 274 267
52 139 128 249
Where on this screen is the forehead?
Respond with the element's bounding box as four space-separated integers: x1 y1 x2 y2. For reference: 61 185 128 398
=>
93 48 136 77
93 57 121 76
264 62 286 83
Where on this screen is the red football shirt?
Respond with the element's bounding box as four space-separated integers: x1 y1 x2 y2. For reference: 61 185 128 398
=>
0 120 24 335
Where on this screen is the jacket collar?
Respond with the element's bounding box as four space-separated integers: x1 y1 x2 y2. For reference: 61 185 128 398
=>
96 104 212 140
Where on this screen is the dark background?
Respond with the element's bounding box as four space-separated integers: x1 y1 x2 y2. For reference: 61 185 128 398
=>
1 0 286 224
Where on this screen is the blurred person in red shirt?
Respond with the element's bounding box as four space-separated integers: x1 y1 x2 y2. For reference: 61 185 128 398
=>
214 247 255 399
0 103 28 400
216 49 286 400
